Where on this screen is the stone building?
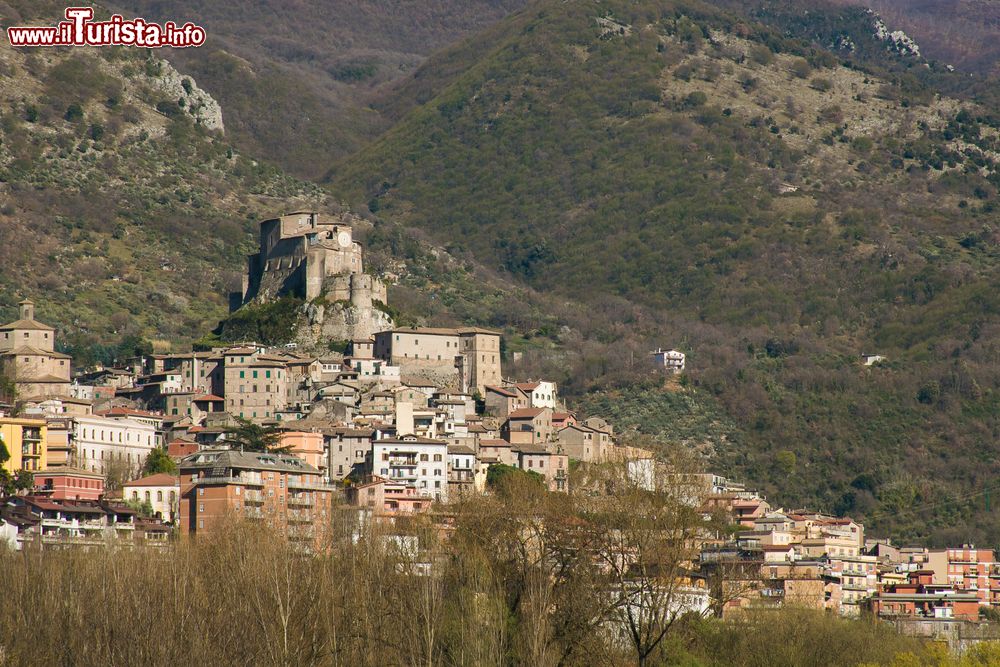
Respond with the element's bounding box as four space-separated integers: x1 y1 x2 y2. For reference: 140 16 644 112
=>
0 300 71 399
239 211 386 305
373 327 501 394
218 347 288 422
235 211 393 342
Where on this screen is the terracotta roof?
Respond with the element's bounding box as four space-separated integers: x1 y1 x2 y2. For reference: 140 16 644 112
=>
98 407 163 419
17 373 70 383
480 439 512 447
35 466 103 479
448 444 476 455
193 394 224 402
124 473 179 487
377 436 447 445
514 444 550 455
6 345 70 358
508 408 546 419
513 382 540 391
0 318 54 331
485 385 516 397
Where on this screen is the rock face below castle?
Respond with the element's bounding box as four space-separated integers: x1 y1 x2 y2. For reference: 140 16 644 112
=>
235 211 393 345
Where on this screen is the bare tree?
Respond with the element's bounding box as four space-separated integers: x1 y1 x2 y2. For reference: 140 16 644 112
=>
584 457 712 666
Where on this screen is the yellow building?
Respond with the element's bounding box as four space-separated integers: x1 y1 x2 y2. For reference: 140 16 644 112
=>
0 417 48 473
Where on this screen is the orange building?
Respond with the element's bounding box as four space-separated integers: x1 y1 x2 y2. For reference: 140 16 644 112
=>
178 449 335 551
277 430 326 474
868 570 981 621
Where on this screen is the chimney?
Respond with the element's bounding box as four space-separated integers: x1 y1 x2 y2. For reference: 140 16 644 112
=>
19 299 34 321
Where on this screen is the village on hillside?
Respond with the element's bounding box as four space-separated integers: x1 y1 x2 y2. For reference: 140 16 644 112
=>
1 212 996 649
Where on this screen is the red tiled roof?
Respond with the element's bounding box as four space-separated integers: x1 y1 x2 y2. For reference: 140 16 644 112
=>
99 407 163 418
193 394 224 402
508 408 545 419
124 473 179 487
485 385 516 397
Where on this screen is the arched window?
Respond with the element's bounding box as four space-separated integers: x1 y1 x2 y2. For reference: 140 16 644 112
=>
157 490 163 502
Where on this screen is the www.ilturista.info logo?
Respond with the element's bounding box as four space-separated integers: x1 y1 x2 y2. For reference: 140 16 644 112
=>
6 7 206 48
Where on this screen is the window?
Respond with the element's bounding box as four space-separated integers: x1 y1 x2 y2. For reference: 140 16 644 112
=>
253 371 258 379
266 370 271 378
433 454 442 462
240 371 245 378
199 503 204 513
420 454 428 461
157 491 163 502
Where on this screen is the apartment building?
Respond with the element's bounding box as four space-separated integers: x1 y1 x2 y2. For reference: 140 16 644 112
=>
927 546 997 605
220 348 288 422
73 415 157 475
34 467 105 501
0 417 47 473
371 436 449 502
327 427 373 480
178 449 334 550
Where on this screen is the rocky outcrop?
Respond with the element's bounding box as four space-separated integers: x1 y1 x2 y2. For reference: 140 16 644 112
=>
296 299 393 349
147 58 225 132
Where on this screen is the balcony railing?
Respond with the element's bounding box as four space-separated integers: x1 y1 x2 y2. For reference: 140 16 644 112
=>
195 475 264 487
287 479 337 492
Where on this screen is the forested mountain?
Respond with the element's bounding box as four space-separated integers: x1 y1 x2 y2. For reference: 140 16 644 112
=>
328 0 1000 543
109 0 531 179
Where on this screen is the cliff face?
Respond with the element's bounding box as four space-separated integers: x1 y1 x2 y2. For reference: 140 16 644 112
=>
297 299 394 347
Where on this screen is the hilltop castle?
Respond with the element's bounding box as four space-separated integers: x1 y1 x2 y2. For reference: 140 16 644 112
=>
239 211 387 306
236 212 392 343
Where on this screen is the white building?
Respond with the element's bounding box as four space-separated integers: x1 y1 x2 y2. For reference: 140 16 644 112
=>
73 415 158 475
651 348 685 374
508 380 559 409
372 436 449 502
123 473 180 523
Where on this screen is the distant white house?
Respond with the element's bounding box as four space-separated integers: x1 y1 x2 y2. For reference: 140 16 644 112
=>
860 354 886 366
651 348 685 374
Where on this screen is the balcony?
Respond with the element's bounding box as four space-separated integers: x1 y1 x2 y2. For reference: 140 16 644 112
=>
286 494 314 508
287 479 336 492
387 457 418 467
195 474 264 487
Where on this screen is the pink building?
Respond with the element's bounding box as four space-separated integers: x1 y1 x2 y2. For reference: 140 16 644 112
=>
34 467 105 501
346 476 433 515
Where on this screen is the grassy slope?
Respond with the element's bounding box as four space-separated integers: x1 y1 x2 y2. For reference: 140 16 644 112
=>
0 1 330 363
329 0 1000 544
